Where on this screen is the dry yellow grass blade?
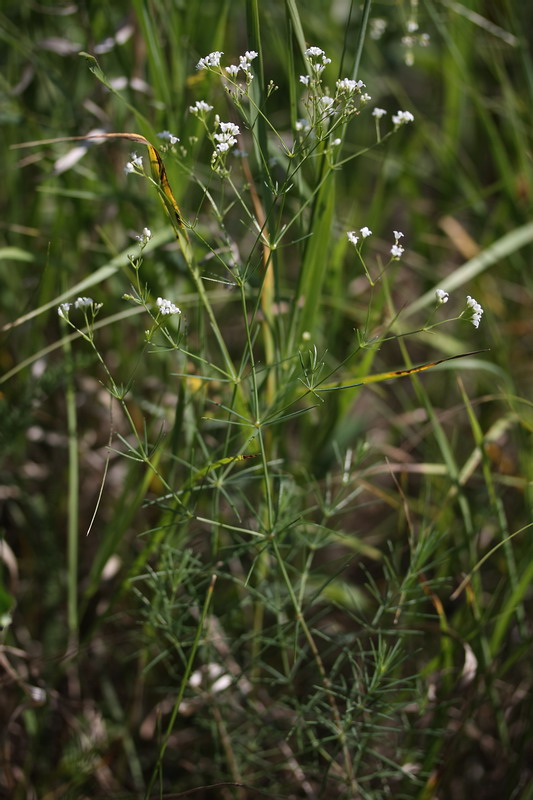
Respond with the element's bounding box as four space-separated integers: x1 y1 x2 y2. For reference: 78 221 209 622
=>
317 350 487 393
12 132 185 230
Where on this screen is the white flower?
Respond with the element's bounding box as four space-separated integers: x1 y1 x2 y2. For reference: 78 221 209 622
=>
238 54 254 72
360 93 371 103
219 121 240 136
196 51 223 70
331 138 342 146
74 297 94 308
466 295 483 328
295 118 311 132
305 46 325 57
390 244 404 258
407 20 419 33
156 297 181 316
157 130 179 145
435 289 449 304
372 107 387 119
189 100 213 114
243 50 258 61
347 231 359 246
393 230 404 241
58 303 71 318
299 75 310 86
319 95 334 112
125 153 143 173
214 121 240 154
360 226 372 238
370 18 387 40
392 110 415 126
225 64 240 76
336 78 364 93
136 227 152 244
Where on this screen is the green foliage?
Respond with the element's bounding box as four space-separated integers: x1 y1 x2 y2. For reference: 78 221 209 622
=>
1 1 533 798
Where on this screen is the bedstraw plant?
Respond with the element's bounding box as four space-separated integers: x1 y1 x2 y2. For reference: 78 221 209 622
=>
1 1 533 798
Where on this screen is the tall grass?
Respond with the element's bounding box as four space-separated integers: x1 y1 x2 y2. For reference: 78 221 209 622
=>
1 1 533 798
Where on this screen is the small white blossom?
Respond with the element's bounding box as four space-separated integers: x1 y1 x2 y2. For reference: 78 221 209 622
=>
225 64 240 77
390 244 404 258
243 50 258 62
189 100 214 114
466 295 483 328
361 93 371 103
299 75 310 86
136 227 152 244
156 297 181 316
74 297 94 309
407 20 419 33
295 118 311 132
305 46 325 57
319 95 334 112
435 289 449 304
157 130 179 145
336 78 363 93
372 107 387 119
58 303 71 319
125 152 143 173
420 33 430 46
392 110 415 126
347 231 359 246
238 54 254 73
370 18 387 40
360 226 372 238
393 230 404 241
331 138 342 146
219 121 240 136
196 51 223 70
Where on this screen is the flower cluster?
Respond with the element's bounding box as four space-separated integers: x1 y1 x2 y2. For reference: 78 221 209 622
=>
225 50 258 82
434 291 484 329
214 120 240 153
347 226 372 247
157 130 179 145
466 295 484 328
190 100 214 116
392 110 415 127
58 297 102 320
135 227 152 245
370 18 387 40
124 153 143 174
196 50 224 70
303 46 331 76
156 297 181 316
402 26 431 67
297 46 371 143
390 230 404 259
196 49 258 90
